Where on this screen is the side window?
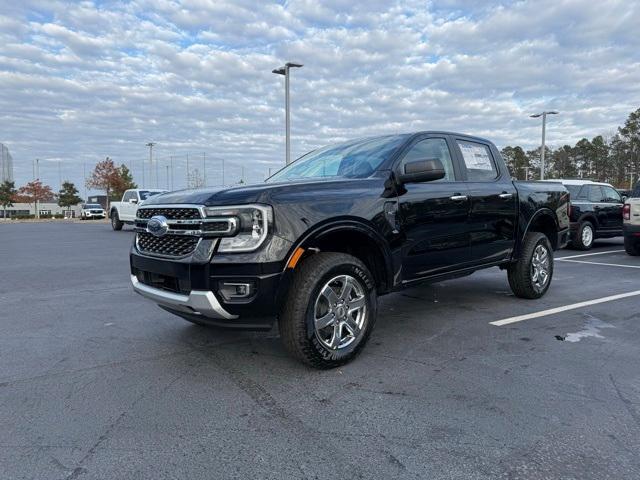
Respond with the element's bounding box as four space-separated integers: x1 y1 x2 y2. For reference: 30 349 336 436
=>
601 186 621 203
588 186 604 203
400 138 456 181
457 140 498 181
123 191 133 201
575 186 587 199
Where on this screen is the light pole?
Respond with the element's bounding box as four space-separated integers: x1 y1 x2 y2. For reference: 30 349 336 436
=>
272 62 303 165
145 142 155 188
530 111 558 180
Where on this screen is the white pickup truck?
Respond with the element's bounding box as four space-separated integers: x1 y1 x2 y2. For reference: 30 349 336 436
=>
110 189 166 230
623 183 640 255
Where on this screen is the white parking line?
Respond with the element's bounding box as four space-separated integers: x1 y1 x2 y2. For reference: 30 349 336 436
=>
490 290 640 326
557 249 624 260
556 259 640 269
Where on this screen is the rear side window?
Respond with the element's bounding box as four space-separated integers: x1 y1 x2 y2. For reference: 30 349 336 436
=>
457 140 498 181
400 138 456 181
588 186 604 202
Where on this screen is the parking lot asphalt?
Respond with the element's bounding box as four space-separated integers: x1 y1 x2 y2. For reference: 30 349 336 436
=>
1 222 639 480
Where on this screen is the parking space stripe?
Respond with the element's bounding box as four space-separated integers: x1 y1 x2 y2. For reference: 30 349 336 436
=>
490 290 640 326
556 259 640 269
557 249 624 260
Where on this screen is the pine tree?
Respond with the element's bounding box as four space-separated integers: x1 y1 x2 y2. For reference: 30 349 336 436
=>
58 181 83 211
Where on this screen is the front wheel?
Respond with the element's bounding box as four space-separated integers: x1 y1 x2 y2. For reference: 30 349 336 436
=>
625 235 640 256
508 232 554 299
111 210 123 231
279 252 377 369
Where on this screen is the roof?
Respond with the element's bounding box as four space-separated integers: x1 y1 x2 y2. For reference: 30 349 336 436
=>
544 179 613 187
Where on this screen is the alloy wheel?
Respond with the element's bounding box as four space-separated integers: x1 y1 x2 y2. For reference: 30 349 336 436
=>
313 274 367 350
530 244 550 291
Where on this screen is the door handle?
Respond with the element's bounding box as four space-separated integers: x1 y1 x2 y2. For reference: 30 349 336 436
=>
450 195 468 202
498 193 513 199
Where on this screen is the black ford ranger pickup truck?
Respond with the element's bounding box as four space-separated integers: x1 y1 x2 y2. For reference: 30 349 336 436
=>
130 132 570 368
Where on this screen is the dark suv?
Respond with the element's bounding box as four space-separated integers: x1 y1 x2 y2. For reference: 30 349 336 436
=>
549 180 624 250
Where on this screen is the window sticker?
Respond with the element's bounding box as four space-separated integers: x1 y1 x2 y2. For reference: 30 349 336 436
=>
459 142 494 171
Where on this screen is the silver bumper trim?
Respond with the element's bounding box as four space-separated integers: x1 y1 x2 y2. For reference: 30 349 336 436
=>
130 275 238 320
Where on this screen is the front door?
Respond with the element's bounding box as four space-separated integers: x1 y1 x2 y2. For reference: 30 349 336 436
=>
396 136 472 281
453 138 518 264
599 185 624 232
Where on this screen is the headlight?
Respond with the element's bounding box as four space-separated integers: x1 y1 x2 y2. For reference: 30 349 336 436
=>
203 204 272 253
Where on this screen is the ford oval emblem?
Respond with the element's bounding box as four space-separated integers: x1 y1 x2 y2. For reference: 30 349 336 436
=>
146 215 169 237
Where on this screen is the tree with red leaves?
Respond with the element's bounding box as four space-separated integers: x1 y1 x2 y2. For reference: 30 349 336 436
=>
17 180 55 219
86 157 121 212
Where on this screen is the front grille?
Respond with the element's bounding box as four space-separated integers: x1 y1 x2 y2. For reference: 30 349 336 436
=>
137 232 199 257
137 208 201 220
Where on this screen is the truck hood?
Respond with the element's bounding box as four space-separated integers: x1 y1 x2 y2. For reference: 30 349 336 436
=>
140 176 389 207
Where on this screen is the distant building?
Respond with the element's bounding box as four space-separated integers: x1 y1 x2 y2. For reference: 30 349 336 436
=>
0 143 14 183
88 195 108 209
0 202 82 218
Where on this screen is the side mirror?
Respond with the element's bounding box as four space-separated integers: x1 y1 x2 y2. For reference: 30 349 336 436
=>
129 198 138 204
398 158 446 184
621 195 628 203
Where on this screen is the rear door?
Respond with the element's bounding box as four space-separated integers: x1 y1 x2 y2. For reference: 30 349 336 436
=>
453 138 518 265
396 135 472 281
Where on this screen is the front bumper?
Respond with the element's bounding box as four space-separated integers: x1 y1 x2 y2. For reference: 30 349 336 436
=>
131 274 237 319
130 242 289 330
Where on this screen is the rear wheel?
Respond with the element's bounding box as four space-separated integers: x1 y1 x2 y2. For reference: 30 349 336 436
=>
111 210 123 231
279 252 377 369
508 232 554 299
572 221 594 250
625 235 640 256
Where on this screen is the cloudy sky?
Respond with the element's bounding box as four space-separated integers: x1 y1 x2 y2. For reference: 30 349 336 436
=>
1 0 639 193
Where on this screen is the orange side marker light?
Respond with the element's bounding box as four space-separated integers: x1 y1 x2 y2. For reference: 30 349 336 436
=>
287 247 305 269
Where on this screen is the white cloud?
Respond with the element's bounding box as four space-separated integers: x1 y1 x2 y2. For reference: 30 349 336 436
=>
0 0 638 192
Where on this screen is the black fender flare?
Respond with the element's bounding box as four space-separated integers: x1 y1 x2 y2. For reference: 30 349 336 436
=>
515 208 559 257
282 218 395 293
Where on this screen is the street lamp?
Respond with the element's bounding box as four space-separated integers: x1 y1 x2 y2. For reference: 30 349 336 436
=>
272 62 303 165
530 111 558 180
145 142 156 188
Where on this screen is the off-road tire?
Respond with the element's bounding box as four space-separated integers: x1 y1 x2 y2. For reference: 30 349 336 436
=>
279 252 377 369
508 232 554 299
571 221 594 250
111 210 124 231
625 235 640 256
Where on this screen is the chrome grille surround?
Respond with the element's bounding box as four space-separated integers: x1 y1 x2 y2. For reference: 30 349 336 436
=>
137 207 201 220
135 204 237 238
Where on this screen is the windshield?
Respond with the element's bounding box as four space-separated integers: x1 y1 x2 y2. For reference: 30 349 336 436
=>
139 191 163 200
267 134 409 183
85 204 102 209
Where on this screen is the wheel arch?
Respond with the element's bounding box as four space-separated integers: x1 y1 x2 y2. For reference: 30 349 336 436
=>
521 209 560 251
577 213 598 229
284 219 395 294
